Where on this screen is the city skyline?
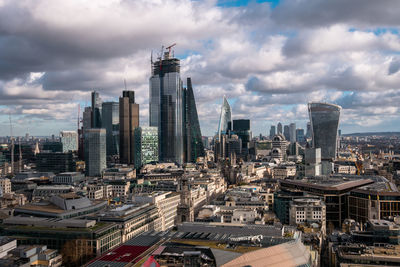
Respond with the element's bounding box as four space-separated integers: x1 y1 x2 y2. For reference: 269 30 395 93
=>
1 0 400 136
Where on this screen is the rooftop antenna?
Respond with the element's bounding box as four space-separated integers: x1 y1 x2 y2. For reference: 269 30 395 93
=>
8 113 14 175
124 79 127 91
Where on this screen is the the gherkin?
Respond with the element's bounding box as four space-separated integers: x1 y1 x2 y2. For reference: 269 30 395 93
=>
183 77 205 163
217 96 232 136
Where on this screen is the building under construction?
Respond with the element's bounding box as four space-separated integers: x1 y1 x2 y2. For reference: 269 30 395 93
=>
149 44 204 165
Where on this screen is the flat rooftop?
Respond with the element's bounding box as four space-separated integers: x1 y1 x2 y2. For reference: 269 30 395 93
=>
280 175 375 192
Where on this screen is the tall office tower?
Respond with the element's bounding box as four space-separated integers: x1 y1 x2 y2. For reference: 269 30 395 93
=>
91 91 102 128
269 125 276 138
308 102 341 175
277 122 283 134
82 107 92 131
84 128 106 176
134 126 159 168
296 129 305 143
283 125 290 140
183 78 205 163
119 91 139 165
149 49 184 164
232 119 251 157
217 96 232 136
102 102 119 156
306 122 312 139
79 106 92 160
60 131 78 152
289 123 296 143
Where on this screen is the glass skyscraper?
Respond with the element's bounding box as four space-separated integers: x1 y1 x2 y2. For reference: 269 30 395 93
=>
308 102 341 174
149 51 184 164
91 91 102 128
102 102 119 156
217 96 232 135
269 125 276 138
134 126 159 168
84 128 106 177
119 91 139 165
233 119 251 157
183 77 205 163
277 122 283 134
289 123 296 143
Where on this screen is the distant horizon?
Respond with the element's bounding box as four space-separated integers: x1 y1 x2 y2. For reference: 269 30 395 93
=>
2 130 400 139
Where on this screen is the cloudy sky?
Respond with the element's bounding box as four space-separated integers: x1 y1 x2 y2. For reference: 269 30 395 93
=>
1 0 400 137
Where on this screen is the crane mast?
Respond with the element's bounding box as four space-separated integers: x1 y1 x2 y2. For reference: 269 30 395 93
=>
9 114 14 175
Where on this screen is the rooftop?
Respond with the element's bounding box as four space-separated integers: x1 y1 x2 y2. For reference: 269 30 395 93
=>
280 175 375 192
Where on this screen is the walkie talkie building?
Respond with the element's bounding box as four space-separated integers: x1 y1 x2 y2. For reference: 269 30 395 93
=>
308 102 341 174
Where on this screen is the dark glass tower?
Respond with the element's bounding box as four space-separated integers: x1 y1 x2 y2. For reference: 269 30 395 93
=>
91 91 102 128
119 91 139 164
183 78 205 163
277 122 283 134
149 51 184 164
308 102 341 160
283 125 290 140
308 102 341 175
233 119 251 157
102 102 119 156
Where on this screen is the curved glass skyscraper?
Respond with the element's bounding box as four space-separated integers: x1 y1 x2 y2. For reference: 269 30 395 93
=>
217 96 232 135
308 102 341 161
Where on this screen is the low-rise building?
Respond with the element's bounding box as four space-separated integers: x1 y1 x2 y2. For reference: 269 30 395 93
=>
33 185 74 198
272 164 296 179
103 167 136 180
107 180 130 198
87 184 112 199
91 203 162 242
0 236 17 258
334 162 357 174
1 217 120 265
14 193 107 219
53 172 85 185
88 188 103 200
0 178 11 195
289 198 326 233
0 244 62 267
231 209 260 224
132 192 180 231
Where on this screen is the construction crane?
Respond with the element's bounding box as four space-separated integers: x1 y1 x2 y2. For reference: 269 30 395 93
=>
165 43 176 57
8 114 14 175
18 137 22 173
158 45 164 71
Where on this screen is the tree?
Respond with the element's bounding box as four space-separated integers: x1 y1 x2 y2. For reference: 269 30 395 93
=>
61 238 94 267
